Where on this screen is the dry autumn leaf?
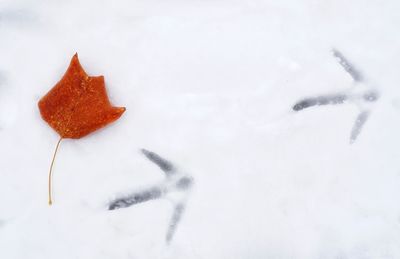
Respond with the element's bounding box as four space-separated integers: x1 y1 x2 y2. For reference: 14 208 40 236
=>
38 53 126 205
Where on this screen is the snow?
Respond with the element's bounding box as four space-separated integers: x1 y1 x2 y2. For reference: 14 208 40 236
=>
1 0 400 258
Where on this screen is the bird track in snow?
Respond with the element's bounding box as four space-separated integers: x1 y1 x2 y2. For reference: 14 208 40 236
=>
108 149 193 244
292 49 379 143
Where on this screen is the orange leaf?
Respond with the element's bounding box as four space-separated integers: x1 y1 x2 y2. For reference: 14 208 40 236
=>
38 54 126 205
38 53 126 139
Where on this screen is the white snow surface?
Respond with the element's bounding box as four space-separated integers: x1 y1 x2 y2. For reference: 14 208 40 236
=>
1 0 400 258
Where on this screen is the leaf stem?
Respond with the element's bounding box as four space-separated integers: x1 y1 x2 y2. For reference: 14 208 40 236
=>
48 138 63 206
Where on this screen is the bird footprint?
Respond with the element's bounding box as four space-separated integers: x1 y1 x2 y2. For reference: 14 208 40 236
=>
292 49 379 143
108 149 194 243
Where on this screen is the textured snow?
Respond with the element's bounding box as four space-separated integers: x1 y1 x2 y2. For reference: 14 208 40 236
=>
1 0 400 258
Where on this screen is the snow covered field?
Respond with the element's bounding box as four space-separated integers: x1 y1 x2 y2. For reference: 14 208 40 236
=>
1 0 400 258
